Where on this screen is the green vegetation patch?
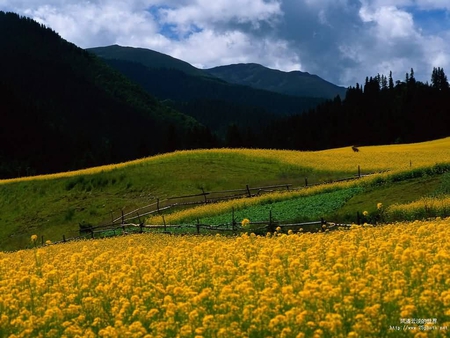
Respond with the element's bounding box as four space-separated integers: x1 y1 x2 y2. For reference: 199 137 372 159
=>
332 175 444 223
0 151 351 251
195 187 363 225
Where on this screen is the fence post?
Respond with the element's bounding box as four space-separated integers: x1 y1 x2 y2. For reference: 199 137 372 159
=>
232 207 236 233
157 198 160 213
201 188 207 203
140 223 143 234
321 217 326 231
63 235 66 243
162 215 166 232
356 211 361 225
41 235 44 246
305 177 308 187
268 209 275 233
91 229 94 239
122 208 125 233
246 184 251 197
358 165 361 178
136 212 142 224
196 219 200 235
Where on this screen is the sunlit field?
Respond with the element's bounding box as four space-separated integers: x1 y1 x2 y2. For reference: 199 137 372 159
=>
1 219 449 337
3 137 450 186
2 137 450 251
386 196 450 222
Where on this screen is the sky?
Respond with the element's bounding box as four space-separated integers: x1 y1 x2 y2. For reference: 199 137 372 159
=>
2 0 450 87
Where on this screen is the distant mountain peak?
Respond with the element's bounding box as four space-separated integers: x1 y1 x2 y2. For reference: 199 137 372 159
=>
205 63 346 99
88 45 345 99
87 45 210 78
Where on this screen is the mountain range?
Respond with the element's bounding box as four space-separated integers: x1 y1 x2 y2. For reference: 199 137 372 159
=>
205 63 347 99
87 45 341 136
0 11 348 178
88 45 346 100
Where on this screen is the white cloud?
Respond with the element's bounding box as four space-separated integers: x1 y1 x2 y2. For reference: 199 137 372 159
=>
422 34 450 69
416 0 450 10
153 28 301 72
158 0 282 28
363 0 450 10
19 2 160 48
359 6 417 39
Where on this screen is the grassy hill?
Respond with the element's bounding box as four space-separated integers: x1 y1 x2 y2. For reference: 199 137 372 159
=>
1 137 450 251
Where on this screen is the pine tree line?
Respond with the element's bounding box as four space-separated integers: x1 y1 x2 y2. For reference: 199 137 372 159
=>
222 67 450 150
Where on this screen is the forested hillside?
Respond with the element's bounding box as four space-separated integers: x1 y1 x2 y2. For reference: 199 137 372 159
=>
0 12 215 178
88 46 325 136
249 69 450 149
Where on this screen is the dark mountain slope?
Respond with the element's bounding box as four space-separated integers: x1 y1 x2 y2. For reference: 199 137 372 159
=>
89 44 209 78
0 12 209 178
87 46 325 136
100 58 323 116
206 63 347 99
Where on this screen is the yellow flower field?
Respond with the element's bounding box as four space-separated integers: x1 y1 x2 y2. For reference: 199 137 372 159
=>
386 196 450 221
1 219 449 337
3 137 450 186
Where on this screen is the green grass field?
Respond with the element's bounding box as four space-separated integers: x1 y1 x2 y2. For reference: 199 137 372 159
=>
0 152 346 250
1 139 450 251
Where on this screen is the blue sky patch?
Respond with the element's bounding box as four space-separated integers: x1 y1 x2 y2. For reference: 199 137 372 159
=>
147 5 203 41
410 8 450 35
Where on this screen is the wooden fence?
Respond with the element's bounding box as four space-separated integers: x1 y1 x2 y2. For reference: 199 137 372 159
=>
69 214 355 245
35 166 378 247
101 166 381 228
106 183 294 226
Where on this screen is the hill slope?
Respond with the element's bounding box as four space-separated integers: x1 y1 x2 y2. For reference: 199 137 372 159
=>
1 137 450 251
87 45 325 136
0 12 208 178
205 63 348 99
89 44 209 78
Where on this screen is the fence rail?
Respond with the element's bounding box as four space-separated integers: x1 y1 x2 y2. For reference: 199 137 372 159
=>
107 183 295 226
52 217 356 247
102 167 383 229
30 167 379 248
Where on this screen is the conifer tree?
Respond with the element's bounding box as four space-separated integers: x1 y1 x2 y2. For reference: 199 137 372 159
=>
388 71 394 90
431 67 449 91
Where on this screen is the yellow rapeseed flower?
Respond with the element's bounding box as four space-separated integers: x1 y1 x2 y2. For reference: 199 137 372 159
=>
1 218 449 337
241 218 250 227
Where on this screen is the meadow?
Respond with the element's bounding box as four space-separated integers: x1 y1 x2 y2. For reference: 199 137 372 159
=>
1 219 449 337
2 137 450 250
